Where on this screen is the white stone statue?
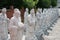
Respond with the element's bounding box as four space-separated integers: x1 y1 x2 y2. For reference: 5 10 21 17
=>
0 8 8 40
38 8 42 14
35 8 47 40
9 8 25 40
0 8 7 18
35 8 41 31
24 8 29 24
24 8 29 35
25 9 38 40
43 8 47 14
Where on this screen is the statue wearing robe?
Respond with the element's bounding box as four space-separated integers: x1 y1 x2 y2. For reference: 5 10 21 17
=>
25 9 38 40
24 8 29 24
24 8 29 34
9 8 25 40
0 8 8 40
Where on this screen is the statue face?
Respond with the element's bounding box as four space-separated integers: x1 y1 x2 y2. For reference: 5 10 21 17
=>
14 11 20 18
37 8 40 12
16 12 20 17
14 8 20 18
30 9 35 15
43 9 47 13
26 8 29 12
2 8 7 13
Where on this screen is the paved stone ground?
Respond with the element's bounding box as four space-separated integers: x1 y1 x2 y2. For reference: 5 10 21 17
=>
43 18 60 40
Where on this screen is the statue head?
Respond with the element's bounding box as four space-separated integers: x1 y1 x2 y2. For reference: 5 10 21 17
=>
30 8 35 15
2 8 7 14
37 8 40 12
14 8 21 18
40 8 42 12
30 8 35 17
43 9 47 12
26 8 29 12
37 8 42 12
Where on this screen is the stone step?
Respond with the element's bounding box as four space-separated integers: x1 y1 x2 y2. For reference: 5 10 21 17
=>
44 18 60 40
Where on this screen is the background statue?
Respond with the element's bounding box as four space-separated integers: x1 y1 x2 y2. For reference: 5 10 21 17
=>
25 9 38 40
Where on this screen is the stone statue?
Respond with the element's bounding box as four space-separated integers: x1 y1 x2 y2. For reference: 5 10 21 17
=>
35 8 41 31
9 8 25 40
24 8 29 35
25 9 38 40
35 8 44 40
0 8 8 40
24 8 29 24
0 8 7 18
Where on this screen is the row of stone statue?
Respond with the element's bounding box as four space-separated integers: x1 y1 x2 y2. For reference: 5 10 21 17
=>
0 8 59 40
24 8 59 40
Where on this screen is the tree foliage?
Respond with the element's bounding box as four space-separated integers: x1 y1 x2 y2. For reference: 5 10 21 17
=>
0 0 8 8
51 0 57 7
23 0 38 9
0 0 57 9
0 0 24 9
36 0 51 8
